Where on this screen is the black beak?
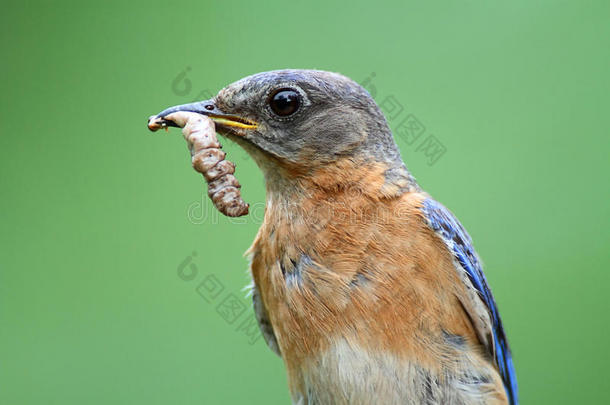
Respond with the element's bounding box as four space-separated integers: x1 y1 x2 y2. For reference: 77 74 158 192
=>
147 99 257 131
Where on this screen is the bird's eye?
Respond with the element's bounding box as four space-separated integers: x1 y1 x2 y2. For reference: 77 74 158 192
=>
269 89 301 117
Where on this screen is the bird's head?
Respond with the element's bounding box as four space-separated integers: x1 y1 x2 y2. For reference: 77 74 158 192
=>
151 69 416 197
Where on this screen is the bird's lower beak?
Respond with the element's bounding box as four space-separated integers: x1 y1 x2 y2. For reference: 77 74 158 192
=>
147 99 257 132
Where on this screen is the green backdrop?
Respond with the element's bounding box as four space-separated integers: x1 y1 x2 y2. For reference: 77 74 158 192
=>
1 1 608 403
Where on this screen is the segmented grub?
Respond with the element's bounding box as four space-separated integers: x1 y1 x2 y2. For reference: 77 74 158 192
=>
148 111 249 217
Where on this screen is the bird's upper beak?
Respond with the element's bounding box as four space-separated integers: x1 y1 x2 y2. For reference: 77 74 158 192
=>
147 99 257 133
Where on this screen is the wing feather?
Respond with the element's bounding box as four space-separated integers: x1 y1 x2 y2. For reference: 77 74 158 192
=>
250 282 281 356
421 198 518 405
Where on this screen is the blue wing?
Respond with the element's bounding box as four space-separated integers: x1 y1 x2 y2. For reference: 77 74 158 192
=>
421 198 518 405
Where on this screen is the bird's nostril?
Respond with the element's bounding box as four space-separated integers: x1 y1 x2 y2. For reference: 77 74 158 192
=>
205 104 214 111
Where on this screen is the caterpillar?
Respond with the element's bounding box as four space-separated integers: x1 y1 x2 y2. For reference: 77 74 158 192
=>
147 111 249 217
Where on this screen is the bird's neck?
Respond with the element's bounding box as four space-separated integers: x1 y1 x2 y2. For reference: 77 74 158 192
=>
262 156 418 205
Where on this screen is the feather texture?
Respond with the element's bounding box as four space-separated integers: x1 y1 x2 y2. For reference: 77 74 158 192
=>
421 198 518 405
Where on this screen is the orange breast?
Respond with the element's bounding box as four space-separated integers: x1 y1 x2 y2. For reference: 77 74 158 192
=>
248 160 481 394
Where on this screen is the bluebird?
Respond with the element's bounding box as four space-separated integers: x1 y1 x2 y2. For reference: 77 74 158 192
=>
153 70 518 404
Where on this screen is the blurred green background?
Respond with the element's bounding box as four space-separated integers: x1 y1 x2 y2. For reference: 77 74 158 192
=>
1 1 608 403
